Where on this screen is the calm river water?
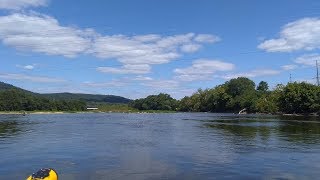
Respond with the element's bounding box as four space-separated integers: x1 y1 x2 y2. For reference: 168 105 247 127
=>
0 113 320 179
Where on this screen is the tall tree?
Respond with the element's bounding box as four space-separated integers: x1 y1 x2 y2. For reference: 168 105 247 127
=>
257 81 269 92
225 77 256 97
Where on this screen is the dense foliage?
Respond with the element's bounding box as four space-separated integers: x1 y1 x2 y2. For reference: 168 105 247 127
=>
130 77 320 115
129 93 178 111
177 77 259 113
0 89 86 111
278 82 320 114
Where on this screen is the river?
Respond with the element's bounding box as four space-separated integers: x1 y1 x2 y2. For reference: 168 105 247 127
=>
0 113 320 179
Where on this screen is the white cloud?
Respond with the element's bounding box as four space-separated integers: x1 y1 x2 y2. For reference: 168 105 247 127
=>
0 12 221 76
16 64 35 70
259 18 320 52
180 44 201 53
0 0 48 10
91 33 220 73
97 64 151 74
133 76 153 81
194 34 220 43
155 33 195 48
23 65 34 70
295 53 320 66
91 35 181 65
222 69 281 80
82 80 128 87
133 34 161 42
91 33 220 64
174 59 235 81
281 64 298 71
141 80 180 89
0 13 94 57
0 73 66 83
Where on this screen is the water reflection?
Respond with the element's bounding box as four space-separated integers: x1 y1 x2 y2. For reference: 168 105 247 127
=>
0 120 21 138
278 120 320 144
205 115 320 146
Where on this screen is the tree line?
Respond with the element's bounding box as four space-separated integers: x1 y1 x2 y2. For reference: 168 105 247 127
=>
129 77 320 115
0 89 86 111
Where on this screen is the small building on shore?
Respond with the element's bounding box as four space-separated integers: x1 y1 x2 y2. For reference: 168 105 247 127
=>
87 107 98 110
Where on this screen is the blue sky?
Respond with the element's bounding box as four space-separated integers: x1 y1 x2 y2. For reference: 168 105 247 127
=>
1 0 320 99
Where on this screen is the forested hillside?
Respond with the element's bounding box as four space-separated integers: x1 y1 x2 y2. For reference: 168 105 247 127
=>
0 81 131 105
0 89 86 111
0 81 131 111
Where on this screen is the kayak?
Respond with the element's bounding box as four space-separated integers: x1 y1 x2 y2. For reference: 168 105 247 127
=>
26 168 58 180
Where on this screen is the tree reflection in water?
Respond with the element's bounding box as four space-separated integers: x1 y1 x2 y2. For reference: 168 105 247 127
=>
0 119 22 139
205 115 320 147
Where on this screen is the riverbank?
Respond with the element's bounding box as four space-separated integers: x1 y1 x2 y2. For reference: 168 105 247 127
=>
0 111 81 115
0 110 177 115
0 111 317 116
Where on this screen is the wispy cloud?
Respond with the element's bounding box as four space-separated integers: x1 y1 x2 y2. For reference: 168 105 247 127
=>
281 64 298 71
295 53 320 66
222 69 281 80
0 0 48 10
180 44 202 53
259 18 320 52
82 80 128 87
174 59 235 81
141 80 180 89
97 64 151 74
0 73 66 83
16 64 36 70
133 76 153 81
194 34 220 43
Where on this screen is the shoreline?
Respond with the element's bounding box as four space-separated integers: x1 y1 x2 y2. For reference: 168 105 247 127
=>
0 110 177 115
0 111 94 115
0 111 318 116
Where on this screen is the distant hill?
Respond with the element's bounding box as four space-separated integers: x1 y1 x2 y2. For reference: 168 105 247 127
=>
0 81 27 92
41 93 131 104
0 81 132 104
0 81 35 94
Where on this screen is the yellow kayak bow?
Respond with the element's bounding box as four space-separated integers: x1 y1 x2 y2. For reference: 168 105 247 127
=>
26 168 58 180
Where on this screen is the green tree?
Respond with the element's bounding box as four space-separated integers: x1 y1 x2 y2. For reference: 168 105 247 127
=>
225 77 256 97
129 93 177 111
257 81 269 92
279 82 320 114
224 77 257 112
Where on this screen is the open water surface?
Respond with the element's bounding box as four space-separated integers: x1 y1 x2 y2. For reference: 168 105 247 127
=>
0 113 320 179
